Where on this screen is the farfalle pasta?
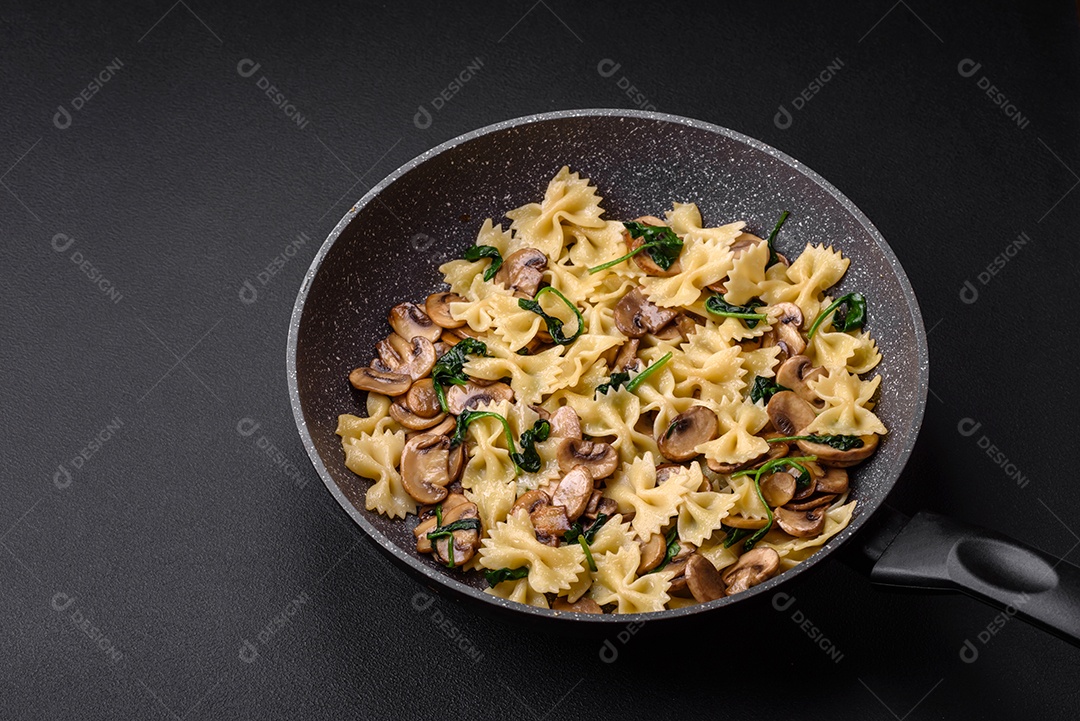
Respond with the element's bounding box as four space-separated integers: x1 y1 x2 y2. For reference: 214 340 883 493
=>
336 168 886 613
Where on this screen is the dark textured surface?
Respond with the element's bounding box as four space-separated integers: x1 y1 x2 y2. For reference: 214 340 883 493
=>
3 0 1079 718
289 110 928 618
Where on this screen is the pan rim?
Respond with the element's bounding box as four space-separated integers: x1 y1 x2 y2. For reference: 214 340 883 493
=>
286 109 930 623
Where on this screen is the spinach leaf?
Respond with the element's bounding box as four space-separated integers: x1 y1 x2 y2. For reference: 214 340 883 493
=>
463 245 503 281
807 292 866 338
704 295 768 328
728 455 819 551
518 287 584 345
749 376 790 404
483 566 529 587
765 210 791 267
722 526 750 549
426 517 482 540
768 434 865 451
565 514 611 546
510 419 551 473
449 410 516 453
432 338 489 412
579 536 598 572
587 221 684 274
594 352 673 397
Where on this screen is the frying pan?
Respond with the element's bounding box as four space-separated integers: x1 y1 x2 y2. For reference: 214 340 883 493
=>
287 109 1080 643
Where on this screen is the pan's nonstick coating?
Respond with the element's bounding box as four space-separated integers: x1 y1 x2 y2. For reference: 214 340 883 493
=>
287 110 929 622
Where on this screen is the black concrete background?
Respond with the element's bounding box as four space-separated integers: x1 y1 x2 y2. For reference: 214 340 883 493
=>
2 1 1079 718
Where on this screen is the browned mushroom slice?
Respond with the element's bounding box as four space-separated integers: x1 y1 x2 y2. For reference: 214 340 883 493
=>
445 380 514 415
760 471 796 507
551 465 594 521
394 337 438 381
672 314 700 342
784 494 838 512
555 438 618 479
766 391 817 436
637 533 667 574
548 406 582 440
790 476 817 501
776 355 826 410
406 378 443 419
349 367 412 395
413 514 438 553
447 442 465 483
401 434 452 504
389 400 448 431
771 303 807 356
796 434 879 467
440 329 463 347
511 489 551 516
614 288 679 338
376 332 413 369
425 292 466 329
722 547 781 595
774 504 828 537
388 302 442 343
432 501 481 566
815 467 849 495
658 406 719 462
613 338 641 372
552 596 603 614
494 248 548 297
653 463 683 486
624 217 683 277
685 553 727 602
531 504 571 546
723 515 770 530
427 416 457 437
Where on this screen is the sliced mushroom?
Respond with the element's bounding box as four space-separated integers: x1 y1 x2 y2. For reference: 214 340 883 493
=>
791 476 817 501
774 504 828 537
531 504 571 546
427 416 457 436
414 493 469 553
390 400 448 430
445 380 514 415
394 337 438 381
588 496 618 521
796 434 880 467
494 248 547 297
658 406 719 462
388 302 442 343
511 489 550 516
613 338 641 372
760 471 797 507
766 391 817 437
776 355 827 410
551 465 594 521
425 292 466 329
685 553 726 602
672 314 700 342
722 547 781 595
548 406 582 440
624 217 682 277
723 515 770 530
816 467 849 495
376 332 414 369
447 443 465 483
432 501 481 566
637 533 667 574
400 434 451 504
349 367 411 395
552 597 602 614
406 378 442 419
654 463 683 486
771 303 807 356
784 494 838 512
614 288 679 338
555 438 618 479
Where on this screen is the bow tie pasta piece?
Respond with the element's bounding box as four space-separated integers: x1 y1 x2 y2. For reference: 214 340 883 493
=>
667 327 746 407
463 343 563 406
697 535 741 573
566 219 628 269
560 387 658 464
722 239 771 306
588 544 672 614
450 287 543 351
806 368 888 436
664 202 746 245
479 510 587 594
485 577 550 608
695 398 770 466
340 427 415 520
725 475 771 521
506 166 607 259
604 454 699 541
808 326 882 375
439 219 516 299
336 392 398 439
760 243 849 322
640 236 734 308
764 501 857 569
678 486 739 547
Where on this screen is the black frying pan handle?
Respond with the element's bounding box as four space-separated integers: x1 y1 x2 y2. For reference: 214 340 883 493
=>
862 509 1080 647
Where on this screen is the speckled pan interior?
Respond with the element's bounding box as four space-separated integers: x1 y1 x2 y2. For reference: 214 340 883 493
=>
287 110 929 622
